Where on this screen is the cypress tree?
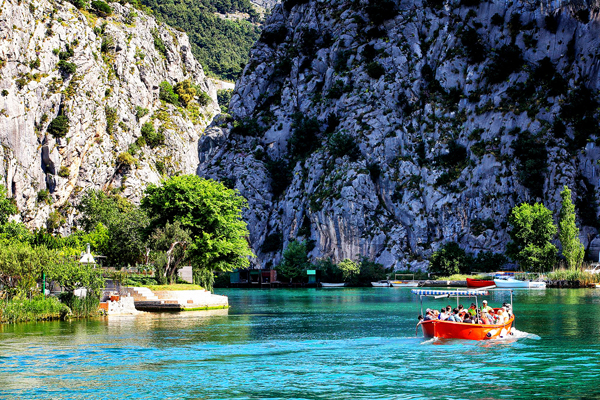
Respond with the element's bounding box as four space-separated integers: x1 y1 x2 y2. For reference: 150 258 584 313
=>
558 185 585 269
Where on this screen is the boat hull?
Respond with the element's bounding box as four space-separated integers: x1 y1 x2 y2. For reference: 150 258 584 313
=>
494 279 546 288
321 283 345 287
391 281 419 287
466 278 495 288
371 282 390 287
420 315 514 340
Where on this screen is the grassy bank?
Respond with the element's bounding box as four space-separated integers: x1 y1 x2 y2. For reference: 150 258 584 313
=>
0 296 69 323
546 268 598 285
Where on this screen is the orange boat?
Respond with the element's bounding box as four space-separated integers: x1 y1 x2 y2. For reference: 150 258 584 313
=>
420 311 514 340
412 289 515 341
466 278 495 288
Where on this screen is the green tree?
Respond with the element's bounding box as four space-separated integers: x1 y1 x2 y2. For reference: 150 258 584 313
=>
0 184 18 225
148 221 191 284
141 175 253 288
429 242 472 276
276 240 309 282
507 202 557 272
558 185 585 268
338 258 360 281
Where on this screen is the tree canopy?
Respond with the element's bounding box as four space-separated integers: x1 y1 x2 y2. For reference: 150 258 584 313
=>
507 202 557 272
141 175 254 286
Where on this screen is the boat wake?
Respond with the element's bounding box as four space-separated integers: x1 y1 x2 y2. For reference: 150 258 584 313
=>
419 328 540 345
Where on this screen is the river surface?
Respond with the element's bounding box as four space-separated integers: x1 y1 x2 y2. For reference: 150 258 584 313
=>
1 288 600 399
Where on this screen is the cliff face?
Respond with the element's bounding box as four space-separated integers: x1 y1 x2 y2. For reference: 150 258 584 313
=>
199 0 600 269
0 0 219 230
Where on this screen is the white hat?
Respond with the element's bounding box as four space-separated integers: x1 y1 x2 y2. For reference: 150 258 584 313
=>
482 300 487 303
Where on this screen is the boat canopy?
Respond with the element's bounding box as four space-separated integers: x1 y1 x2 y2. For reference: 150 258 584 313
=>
411 289 489 297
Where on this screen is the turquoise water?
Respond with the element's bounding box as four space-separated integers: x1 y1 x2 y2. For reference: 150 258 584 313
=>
1 288 600 399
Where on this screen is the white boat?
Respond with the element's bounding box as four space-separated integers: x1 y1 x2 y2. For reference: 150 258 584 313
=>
390 274 419 287
494 278 546 289
594 283 600 288
391 281 419 287
320 282 346 287
371 280 391 287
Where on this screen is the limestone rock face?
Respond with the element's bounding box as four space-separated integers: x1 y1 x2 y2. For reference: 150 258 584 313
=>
250 0 280 10
0 0 219 230
199 0 600 269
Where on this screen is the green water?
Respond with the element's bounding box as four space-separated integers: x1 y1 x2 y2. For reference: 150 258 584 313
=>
1 288 600 399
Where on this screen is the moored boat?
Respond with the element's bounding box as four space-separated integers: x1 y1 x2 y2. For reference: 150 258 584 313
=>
320 282 346 287
466 278 495 288
412 288 516 341
494 278 546 289
371 280 391 287
391 281 419 287
391 274 419 287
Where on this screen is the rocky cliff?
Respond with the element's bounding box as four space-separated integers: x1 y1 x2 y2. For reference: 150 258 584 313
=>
198 0 600 269
0 0 219 230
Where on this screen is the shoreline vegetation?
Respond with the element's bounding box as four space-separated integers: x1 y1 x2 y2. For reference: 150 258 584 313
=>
0 175 252 324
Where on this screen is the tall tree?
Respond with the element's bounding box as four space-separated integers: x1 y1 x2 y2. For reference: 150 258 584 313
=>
148 221 192 284
141 175 253 289
558 185 585 269
507 202 557 272
276 240 310 282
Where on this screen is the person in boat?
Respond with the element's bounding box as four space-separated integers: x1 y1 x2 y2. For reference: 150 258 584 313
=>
468 303 477 317
479 310 491 325
462 313 474 324
451 308 462 322
496 309 507 324
423 309 434 321
481 300 493 313
439 308 448 320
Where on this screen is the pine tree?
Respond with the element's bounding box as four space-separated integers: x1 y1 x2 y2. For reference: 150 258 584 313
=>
558 185 585 269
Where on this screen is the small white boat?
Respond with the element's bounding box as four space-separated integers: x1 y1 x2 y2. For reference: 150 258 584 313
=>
494 278 546 289
320 282 346 288
594 283 600 288
371 280 391 287
391 281 419 287
390 274 419 287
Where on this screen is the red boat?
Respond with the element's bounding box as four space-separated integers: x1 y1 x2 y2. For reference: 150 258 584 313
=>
412 289 515 341
420 311 514 340
466 278 495 288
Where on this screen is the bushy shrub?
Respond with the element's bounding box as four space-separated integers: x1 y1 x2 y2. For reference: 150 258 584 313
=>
105 106 118 134
265 157 292 198
485 44 523 84
135 106 149 120
429 242 472 276
365 1 398 25
173 80 196 107
261 232 283 253
366 61 385 79
90 0 112 16
288 115 320 160
259 25 288 47
0 296 69 323
159 81 179 105
283 0 310 11
217 89 233 113
510 128 547 199
151 29 167 58
328 133 360 161
100 35 115 54
197 90 211 107
231 117 263 137
58 166 70 178
141 122 164 147
69 0 87 9
47 210 66 231
117 152 136 166
48 115 69 138
460 27 485 63
57 60 77 74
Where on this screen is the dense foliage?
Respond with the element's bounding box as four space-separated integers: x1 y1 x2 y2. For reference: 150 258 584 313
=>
507 202 558 272
558 186 584 269
142 175 254 289
140 0 261 80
